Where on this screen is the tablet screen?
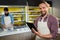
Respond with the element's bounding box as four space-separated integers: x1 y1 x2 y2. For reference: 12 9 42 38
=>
26 22 38 32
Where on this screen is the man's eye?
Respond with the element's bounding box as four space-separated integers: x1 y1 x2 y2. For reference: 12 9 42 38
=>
43 7 45 9
39 8 41 9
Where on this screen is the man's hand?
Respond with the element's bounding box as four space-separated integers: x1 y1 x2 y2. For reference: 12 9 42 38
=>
31 28 52 38
31 28 41 37
3 25 6 29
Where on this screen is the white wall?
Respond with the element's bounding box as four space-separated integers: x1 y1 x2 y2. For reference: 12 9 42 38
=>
53 0 60 18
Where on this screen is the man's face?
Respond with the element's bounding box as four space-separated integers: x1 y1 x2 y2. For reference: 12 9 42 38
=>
4 11 8 14
4 11 9 16
39 3 49 15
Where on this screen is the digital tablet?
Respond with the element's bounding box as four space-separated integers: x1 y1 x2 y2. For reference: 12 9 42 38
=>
26 22 38 32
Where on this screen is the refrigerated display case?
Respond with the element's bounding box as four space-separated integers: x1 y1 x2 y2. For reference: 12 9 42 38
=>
27 6 40 23
12 13 26 26
10 6 26 26
0 6 26 27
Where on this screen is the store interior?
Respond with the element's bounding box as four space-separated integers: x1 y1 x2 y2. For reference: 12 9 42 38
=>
0 0 60 40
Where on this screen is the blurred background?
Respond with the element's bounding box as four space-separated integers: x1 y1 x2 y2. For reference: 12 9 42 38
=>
0 0 60 40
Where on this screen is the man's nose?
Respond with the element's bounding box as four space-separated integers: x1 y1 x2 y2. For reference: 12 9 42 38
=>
41 9 44 11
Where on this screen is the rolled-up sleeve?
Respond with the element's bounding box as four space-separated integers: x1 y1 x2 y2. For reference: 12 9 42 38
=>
50 17 59 39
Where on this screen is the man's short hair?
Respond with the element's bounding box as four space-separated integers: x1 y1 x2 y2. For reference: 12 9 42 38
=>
38 1 50 7
4 7 8 11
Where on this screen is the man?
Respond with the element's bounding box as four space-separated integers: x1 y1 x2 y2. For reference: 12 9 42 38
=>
32 1 59 40
1 7 14 31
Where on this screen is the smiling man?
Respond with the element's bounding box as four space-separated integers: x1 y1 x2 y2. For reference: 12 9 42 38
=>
32 1 59 40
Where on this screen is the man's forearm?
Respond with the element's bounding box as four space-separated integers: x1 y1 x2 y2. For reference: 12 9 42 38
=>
32 28 53 38
39 34 53 38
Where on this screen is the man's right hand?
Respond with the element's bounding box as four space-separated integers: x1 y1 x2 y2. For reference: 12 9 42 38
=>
31 28 41 36
3 25 7 29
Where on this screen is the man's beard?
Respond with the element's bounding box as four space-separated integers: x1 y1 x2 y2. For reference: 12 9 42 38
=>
5 13 9 16
41 13 46 17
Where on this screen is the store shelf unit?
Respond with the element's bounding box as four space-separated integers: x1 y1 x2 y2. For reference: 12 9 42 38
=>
27 6 40 23
12 13 26 26
0 6 26 27
10 6 26 26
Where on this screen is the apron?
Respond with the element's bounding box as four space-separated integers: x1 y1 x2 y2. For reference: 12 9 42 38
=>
4 16 13 31
35 18 51 40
